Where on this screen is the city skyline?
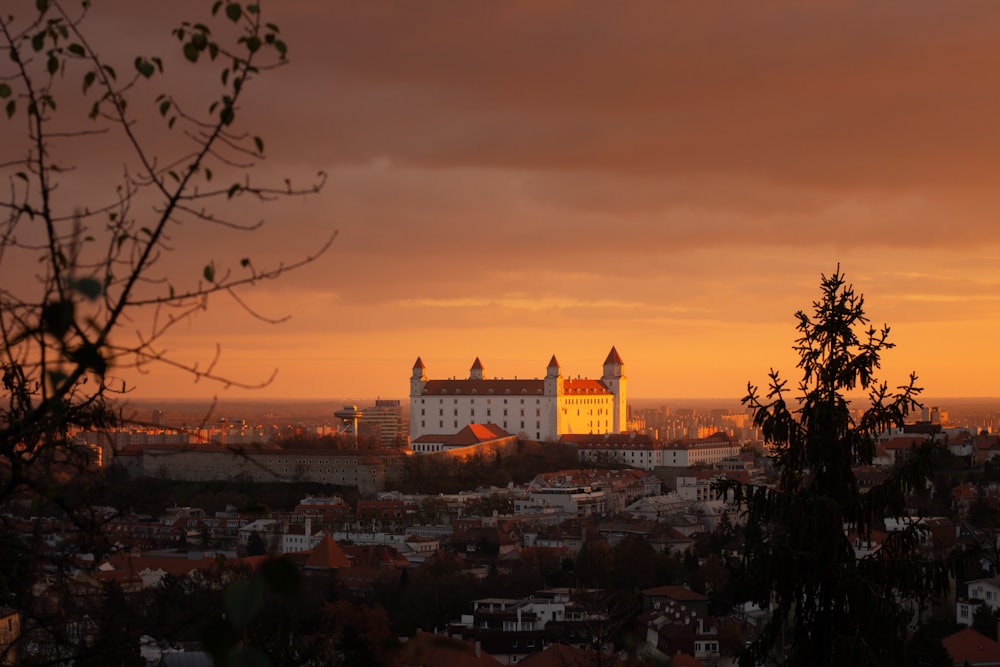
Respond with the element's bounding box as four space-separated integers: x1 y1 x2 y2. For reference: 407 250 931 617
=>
63 2 1000 401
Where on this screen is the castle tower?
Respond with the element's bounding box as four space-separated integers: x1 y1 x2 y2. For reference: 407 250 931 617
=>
544 355 563 397
601 346 627 432
469 357 484 380
410 357 427 398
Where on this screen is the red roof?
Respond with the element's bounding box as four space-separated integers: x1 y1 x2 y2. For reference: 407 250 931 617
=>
399 632 504 667
547 355 560 369
942 628 1000 665
882 435 928 450
305 535 351 570
603 346 624 365
471 357 484 370
642 585 709 602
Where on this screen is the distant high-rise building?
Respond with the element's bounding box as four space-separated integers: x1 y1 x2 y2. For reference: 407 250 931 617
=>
363 399 404 446
409 347 627 441
152 408 165 427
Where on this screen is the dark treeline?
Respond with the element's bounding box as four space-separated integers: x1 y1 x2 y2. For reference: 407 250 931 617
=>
390 440 580 494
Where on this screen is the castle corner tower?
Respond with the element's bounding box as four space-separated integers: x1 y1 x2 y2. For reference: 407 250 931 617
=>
601 346 627 432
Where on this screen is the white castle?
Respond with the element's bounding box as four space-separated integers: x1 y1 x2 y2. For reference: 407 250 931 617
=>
409 347 627 442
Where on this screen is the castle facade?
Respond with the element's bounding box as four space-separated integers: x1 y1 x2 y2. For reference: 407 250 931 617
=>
409 347 627 442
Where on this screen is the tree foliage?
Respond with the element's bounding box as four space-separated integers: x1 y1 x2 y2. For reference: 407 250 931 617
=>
1 0 330 660
1 0 331 499
719 268 954 667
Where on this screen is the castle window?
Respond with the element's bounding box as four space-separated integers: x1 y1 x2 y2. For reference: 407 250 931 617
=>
471 390 477 395
488 389 494 394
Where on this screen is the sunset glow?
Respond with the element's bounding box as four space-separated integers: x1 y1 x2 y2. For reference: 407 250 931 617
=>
52 1 1000 401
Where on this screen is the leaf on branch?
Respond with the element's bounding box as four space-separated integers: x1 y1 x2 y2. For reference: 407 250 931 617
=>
36 0 51 12
183 42 199 63
32 32 46 52
102 64 116 81
245 36 261 53
253 136 263 154
0 83 10 98
70 343 108 377
82 70 95 93
47 55 58 75
5 100 14 118
70 277 102 301
48 370 68 390
204 263 216 282
159 99 171 116
240 258 250 268
211 0 224 16
227 183 240 199
135 57 155 78
42 300 75 339
68 43 85 57
225 3 242 22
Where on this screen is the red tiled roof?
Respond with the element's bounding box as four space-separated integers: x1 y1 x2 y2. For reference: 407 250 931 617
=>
421 378 612 396
305 535 350 570
562 379 612 394
882 435 928 450
423 379 544 395
471 357 483 370
642 585 709 601
413 357 425 369
942 627 1000 665
399 632 504 667
603 346 624 365
548 355 560 369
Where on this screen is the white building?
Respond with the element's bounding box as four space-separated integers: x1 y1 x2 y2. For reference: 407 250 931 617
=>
661 433 741 467
409 348 627 441
957 578 1000 626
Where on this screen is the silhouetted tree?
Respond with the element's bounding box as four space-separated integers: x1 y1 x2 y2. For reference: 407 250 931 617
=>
972 603 1000 641
718 268 954 667
1 1 327 662
246 531 266 557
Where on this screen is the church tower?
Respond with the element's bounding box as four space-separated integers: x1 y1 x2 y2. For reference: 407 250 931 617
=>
601 347 627 432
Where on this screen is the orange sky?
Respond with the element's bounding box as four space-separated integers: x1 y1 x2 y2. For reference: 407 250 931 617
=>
16 1 1000 403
